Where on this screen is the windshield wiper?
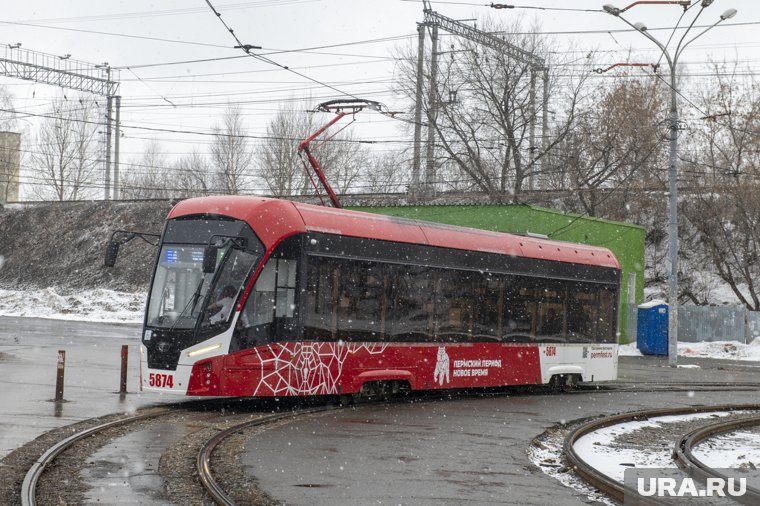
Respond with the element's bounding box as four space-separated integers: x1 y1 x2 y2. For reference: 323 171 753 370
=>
169 275 209 332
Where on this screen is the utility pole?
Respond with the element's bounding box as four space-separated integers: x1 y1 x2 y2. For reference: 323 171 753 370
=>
114 96 121 200
105 95 113 200
603 1 738 367
528 72 537 190
541 69 550 176
425 24 439 198
411 23 426 199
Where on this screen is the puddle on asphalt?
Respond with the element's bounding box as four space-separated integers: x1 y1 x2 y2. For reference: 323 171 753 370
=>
80 422 189 505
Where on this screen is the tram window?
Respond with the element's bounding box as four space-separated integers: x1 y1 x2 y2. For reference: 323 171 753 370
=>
471 274 503 341
535 280 567 342
274 259 297 318
566 284 595 341
303 257 388 342
335 260 386 341
504 278 536 341
564 282 618 343
388 265 434 342
299 245 618 345
233 240 300 351
595 287 616 343
242 259 296 327
434 269 474 341
303 258 339 341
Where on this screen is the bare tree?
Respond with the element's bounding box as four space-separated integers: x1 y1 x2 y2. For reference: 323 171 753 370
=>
0 85 17 130
30 94 100 201
119 144 214 199
256 101 371 198
175 149 215 197
680 63 760 309
317 130 369 195
395 17 590 203
360 150 411 195
257 101 308 197
549 77 666 217
120 141 174 199
211 104 253 195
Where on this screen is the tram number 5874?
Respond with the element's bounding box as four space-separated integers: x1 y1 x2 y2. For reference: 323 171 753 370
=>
148 373 174 388
544 346 557 357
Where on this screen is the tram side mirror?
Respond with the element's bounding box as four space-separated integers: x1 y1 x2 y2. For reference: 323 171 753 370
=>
104 241 120 267
203 245 218 274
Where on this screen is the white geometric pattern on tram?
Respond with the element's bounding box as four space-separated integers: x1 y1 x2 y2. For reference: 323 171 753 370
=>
253 342 388 396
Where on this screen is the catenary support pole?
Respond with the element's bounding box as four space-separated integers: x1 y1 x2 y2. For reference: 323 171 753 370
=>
411 23 426 199
104 95 113 200
424 23 439 198
114 96 121 200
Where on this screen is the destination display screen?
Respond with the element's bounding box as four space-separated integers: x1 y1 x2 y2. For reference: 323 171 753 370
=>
162 247 204 264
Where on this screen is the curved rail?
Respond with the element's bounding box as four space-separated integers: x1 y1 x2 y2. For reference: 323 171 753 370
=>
674 414 760 505
563 404 760 504
197 406 336 506
21 409 170 506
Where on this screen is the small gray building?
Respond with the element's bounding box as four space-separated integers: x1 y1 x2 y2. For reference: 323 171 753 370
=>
0 131 21 204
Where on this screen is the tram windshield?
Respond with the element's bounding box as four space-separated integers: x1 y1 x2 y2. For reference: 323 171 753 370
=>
145 217 263 330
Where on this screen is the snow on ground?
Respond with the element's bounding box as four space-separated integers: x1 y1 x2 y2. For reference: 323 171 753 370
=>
529 412 756 505
619 339 760 362
618 343 644 356
679 339 760 361
572 412 738 483
0 287 145 323
528 430 616 506
691 430 760 469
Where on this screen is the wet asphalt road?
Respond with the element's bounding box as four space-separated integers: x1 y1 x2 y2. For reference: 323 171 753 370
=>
4 316 760 505
241 356 760 505
0 316 163 458
242 387 760 506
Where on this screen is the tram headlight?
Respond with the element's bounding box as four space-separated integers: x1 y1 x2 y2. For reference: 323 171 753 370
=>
187 343 221 358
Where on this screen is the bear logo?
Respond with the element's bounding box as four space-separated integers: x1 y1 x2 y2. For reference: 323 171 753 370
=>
433 346 450 385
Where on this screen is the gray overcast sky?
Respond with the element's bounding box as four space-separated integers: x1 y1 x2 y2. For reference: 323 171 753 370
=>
1 0 757 197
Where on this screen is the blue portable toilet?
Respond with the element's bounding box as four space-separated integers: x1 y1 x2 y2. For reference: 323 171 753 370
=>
637 300 669 355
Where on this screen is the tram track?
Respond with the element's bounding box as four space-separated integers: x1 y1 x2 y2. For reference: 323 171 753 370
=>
674 414 760 505
196 406 337 506
14 400 337 506
20 406 175 506
562 404 760 504
13 388 760 506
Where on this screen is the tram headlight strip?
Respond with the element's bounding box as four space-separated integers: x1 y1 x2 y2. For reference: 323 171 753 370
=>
187 343 221 358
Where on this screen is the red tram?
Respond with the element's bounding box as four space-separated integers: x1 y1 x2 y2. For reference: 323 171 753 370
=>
135 196 620 397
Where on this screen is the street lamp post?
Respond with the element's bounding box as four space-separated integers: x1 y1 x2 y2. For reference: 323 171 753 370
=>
602 1 736 367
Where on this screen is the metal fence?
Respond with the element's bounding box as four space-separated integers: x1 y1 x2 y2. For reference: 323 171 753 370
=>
626 303 760 344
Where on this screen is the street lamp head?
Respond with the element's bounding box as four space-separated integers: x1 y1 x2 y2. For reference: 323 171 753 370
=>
720 8 737 20
633 21 648 31
602 4 621 16
701 0 714 7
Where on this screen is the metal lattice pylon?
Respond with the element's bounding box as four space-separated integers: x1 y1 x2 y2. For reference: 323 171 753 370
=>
0 44 121 199
413 1 550 195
